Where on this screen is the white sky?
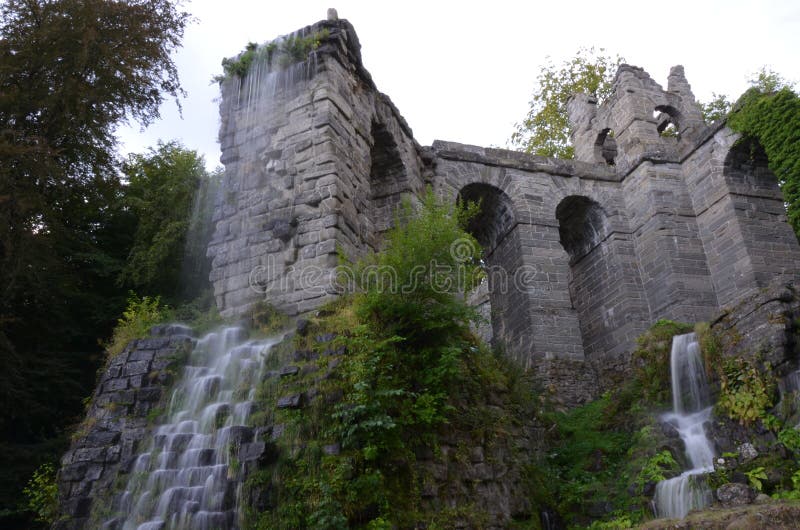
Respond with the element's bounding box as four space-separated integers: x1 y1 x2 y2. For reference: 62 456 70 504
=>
117 0 800 169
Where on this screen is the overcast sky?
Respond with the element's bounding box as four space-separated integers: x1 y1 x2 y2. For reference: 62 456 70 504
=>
117 0 800 169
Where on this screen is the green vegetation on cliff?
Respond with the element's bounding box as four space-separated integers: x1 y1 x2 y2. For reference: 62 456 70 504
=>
242 193 542 528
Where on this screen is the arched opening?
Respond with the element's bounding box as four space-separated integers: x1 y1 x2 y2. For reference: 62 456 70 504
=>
459 183 516 252
724 136 772 186
457 183 518 345
556 196 609 264
654 105 683 140
555 195 647 385
594 128 617 166
368 121 408 242
715 136 799 299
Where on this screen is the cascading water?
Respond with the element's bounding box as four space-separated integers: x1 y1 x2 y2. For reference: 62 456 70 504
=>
107 327 278 530
224 31 319 148
654 332 715 519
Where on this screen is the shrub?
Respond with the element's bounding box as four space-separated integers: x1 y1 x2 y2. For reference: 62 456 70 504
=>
350 190 483 346
778 427 800 452
22 463 58 524
716 357 774 425
105 293 170 358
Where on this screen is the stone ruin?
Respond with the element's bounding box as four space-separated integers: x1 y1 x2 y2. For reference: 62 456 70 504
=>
207 16 800 405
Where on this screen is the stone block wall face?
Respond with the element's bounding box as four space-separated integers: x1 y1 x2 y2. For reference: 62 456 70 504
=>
208 20 423 318
683 128 800 309
210 18 800 403
621 161 718 323
55 328 194 529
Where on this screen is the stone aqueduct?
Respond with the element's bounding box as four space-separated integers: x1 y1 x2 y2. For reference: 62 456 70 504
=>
207 18 800 404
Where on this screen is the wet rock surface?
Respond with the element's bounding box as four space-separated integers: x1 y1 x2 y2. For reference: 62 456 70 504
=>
54 326 194 530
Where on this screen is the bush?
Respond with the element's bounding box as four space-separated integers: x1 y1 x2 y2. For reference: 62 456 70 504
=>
22 463 58 525
716 357 774 425
105 293 170 358
244 191 520 528
350 190 483 346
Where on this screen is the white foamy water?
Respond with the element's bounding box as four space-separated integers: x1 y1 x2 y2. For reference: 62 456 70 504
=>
106 327 278 530
654 332 715 519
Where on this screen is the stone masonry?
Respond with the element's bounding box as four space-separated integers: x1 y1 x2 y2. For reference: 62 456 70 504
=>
208 17 800 403
54 326 194 530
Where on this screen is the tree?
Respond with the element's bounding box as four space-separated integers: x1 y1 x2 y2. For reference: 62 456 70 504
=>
119 141 217 303
700 67 794 123
0 0 189 524
510 47 624 158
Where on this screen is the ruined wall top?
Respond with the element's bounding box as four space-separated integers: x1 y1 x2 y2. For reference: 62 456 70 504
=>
567 63 709 175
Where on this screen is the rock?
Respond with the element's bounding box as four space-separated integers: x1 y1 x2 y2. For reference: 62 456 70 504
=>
738 442 758 462
279 365 300 377
293 350 316 362
277 393 303 409
225 426 254 445
586 501 613 517
239 442 266 461
296 318 310 336
716 482 756 508
660 419 681 439
315 333 336 344
754 493 771 504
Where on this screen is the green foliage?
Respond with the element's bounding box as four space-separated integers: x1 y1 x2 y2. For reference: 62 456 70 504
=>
106 294 171 359
248 301 289 336
716 357 774 425
636 450 679 492
243 195 543 528
745 466 768 492
22 463 58 525
351 191 483 341
217 29 330 82
727 82 800 239
584 515 635 530
537 319 701 527
510 47 624 158
778 427 800 453
119 141 217 302
694 321 721 381
630 320 694 406
542 394 638 525
0 0 189 517
701 93 733 123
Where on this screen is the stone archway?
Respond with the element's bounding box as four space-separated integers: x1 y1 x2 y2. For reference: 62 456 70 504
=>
555 194 649 386
457 183 518 347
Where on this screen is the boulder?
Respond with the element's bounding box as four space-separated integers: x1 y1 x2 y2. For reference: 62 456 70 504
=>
716 482 756 508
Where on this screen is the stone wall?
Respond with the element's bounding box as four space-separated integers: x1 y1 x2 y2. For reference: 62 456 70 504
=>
54 326 194 530
208 19 424 319
209 17 800 403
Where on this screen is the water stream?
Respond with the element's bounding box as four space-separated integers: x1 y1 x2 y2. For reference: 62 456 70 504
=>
653 332 715 519
107 327 277 530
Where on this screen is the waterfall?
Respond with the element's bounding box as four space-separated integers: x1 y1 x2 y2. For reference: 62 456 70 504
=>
107 327 278 530
654 332 715 519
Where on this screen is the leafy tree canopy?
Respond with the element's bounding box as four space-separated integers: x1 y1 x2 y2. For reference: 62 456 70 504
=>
509 47 624 159
119 141 218 302
0 0 190 524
